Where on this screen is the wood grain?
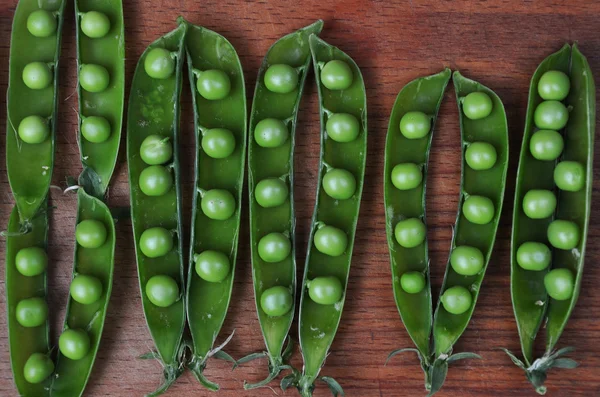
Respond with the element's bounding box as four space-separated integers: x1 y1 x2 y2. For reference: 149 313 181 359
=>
1 1 600 396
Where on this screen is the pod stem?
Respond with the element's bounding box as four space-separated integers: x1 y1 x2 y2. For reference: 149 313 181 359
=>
144 362 184 397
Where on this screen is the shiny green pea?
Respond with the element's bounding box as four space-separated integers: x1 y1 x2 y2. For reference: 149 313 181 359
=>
320 60 353 90
441 286 472 315
450 246 484 276
322 168 356 200
260 286 293 317
391 163 422 190
516 242 551 271
463 195 495 225
81 116 111 143
462 92 493 120
80 11 110 39
255 178 288 208
326 113 360 143
529 129 564 161
254 118 289 148
400 271 425 294
538 70 570 101
23 353 54 384
139 227 173 258
307 276 343 305
201 189 236 220
146 275 179 307
394 218 426 248
139 165 173 196
27 10 57 38
522 189 556 219
544 268 574 301
194 250 231 283
16 297 48 328
144 48 175 80
23 62 52 90
534 100 569 130
399 111 431 139
258 232 291 263
314 225 348 257
18 115 49 144
15 247 48 277
264 64 298 94
58 329 90 360
140 134 172 165
69 274 103 305
75 219 107 249
79 64 110 93
547 220 580 250
554 161 585 192
196 69 231 100
465 142 497 170
201 128 236 159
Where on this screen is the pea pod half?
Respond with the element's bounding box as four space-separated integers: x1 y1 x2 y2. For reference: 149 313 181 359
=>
183 20 246 390
127 22 187 396
240 20 323 389
75 0 125 198
504 44 595 394
6 0 66 225
291 34 367 397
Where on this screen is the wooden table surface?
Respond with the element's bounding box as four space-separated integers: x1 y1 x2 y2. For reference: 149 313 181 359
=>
1 0 600 396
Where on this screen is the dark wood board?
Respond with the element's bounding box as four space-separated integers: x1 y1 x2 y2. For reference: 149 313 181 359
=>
1 0 600 396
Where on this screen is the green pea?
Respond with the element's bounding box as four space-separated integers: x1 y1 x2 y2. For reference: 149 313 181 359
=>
322 168 356 200
254 118 289 148
23 353 54 384
522 189 556 219
146 275 179 307
538 70 570 101
534 100 569 130
554 161 585 192
144 48 175 80
465 142 497 170
394 218 426 248
80 11 111 39
463 195 495 225
516 242 551 271
307 276 343 305
547 220 580 250
264 64 298 94
314 225 348 257
400 271 425 294
544 268 574 301
441 286 472 315
462 92 493 120
201 128 236 159
196 69 231 100
69 274 103 305
201 189 236 220
399 111 431 139
391 163 422 190
18 115 49 144
139 165 173 196
59 329 90 360
75 219 107 249
529 130 564 161
326 113 360 143
450 246 484 276
79 64 110 93
258 232 291 263
27 10 57 38
15 247 48 277
194 250 231 283
16 297 48 328
81 116 111 143
23 62 52 90
139 227 173 258
255 178 288 208
140 134 172 165
320 60 353 90
260 286 293 317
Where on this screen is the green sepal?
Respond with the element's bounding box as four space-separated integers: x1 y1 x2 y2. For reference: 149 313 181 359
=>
447 352 481 363
139 351 160 360
78 166 106 200
427 359 448 397
386 347 431 390
213 350 236 366
320 376 345 396
235 351 267 369
280 372 298 391
188 355 219 391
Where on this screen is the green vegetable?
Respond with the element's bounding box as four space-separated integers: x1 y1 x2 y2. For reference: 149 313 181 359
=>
146 275 180 308
199 189 236 221
516 242 551 271
307 277 343 305
534 100 569 130
80 11 110 39
399 111 431 139
258 232 291 263
194 69 231 100
23 353 54 384
394 218 426 248
322 167 356 200
254 118 289 148
461 91 493 120
391 163 423 190
465 142 497 170
544 269 574 301
553 161 585 191
16 297 49 328
79 64 110 93
22 61 52 90
27 10 57 38
139 165 173 197
75 219 107 249
522 189 556 219
144 48 175 79
400 271 426 294
264 64 299 94
313 224 348 257
18 115 50 144
15 246 48 277
529 129 564 160
260 286 293 317
58 329 91 361
69 274 103 305
440 286 473 315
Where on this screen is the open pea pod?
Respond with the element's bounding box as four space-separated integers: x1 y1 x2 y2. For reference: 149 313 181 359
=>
126 22 187 396
505 44 595 394
6 0 66 225
242 20 323 389
75 0 125 198
6 206 50 396
183 20 246 390
384 69 451 379
49 189 115 397
294 34 367 397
